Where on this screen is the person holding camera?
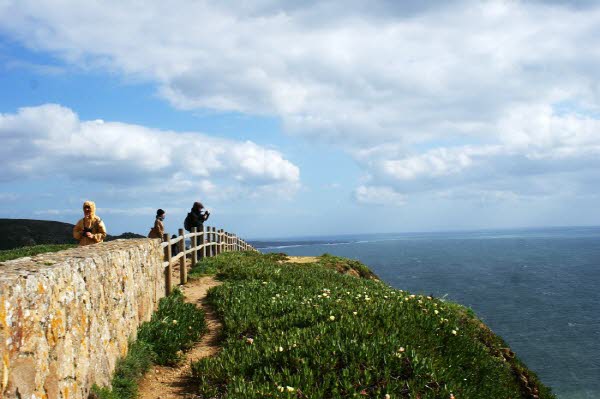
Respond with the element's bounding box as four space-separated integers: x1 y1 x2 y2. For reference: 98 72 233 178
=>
73 200 107 246
184 201 210 232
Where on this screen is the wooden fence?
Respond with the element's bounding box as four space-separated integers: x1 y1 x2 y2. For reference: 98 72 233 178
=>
159 225 256 295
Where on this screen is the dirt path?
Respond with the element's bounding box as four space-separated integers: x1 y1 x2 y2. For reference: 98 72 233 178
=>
282 256 319 264
138 275 222 399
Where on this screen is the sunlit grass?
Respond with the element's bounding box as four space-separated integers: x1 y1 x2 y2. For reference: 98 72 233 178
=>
0 244 76 262
92 289 207 399
189 251 554 399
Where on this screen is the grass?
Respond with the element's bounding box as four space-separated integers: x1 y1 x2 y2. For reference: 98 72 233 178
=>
138 288 207 366
189 251 554 399
0 244 76 262
92 288 207 399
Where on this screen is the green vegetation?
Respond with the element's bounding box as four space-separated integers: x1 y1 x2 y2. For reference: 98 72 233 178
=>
92 289 207 399
91 341 155 399
189 252 554 399
138 289 207 366
0 244 76 262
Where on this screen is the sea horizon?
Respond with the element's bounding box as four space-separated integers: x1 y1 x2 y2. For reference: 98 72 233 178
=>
257 225 600 399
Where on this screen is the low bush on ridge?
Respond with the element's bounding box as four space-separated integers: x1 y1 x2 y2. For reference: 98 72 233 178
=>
138 288 207 365
190 252 554 399
0 244 76 262
92 289 207 399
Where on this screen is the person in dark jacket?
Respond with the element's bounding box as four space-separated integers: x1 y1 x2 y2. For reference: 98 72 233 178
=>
185 201 210 232
171 234 179 256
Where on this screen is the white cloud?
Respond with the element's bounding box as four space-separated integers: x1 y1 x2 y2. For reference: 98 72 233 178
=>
355 185 405 206
1 1 600 205
0 104 300 196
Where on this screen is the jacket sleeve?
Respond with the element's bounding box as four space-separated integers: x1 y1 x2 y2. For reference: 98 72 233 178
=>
73 219 84 240
93 219 107 243
203 212 210 222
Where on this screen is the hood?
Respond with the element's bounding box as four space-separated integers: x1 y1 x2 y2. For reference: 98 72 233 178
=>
192 201 204 212
83 200 96 218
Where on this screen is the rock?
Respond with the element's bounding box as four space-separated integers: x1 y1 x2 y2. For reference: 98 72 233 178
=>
0 239 165 399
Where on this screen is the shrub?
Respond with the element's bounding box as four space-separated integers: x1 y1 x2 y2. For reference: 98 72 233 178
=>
0 244 76 262
92 288 207 398
190 252 554 399
137 288 207 365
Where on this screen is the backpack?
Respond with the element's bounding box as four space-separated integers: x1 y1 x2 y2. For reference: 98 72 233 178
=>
184 212 193 232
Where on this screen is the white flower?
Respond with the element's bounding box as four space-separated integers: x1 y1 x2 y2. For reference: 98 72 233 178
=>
329 315 335 321
353 311 358 316
434 310 439 315
172 320 178 325
451 330 457 336
286 386 295 392
279 346 284 352
246 337 254 345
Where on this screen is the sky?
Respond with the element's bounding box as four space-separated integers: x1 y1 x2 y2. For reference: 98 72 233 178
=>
1 0 599 239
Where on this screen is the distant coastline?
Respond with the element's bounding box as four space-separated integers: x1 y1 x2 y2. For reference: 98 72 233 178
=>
0 218 144 250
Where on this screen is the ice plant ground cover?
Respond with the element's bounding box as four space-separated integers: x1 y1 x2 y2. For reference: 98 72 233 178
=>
93 288 207 399
190 252 554 399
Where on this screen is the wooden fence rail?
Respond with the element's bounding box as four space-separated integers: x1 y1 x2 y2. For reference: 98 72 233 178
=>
159 225 257 295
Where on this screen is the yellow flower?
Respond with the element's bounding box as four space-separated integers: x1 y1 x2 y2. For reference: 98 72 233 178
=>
286 386 295 392
172 320 178 325
434 310 439 315
329 315 335 321
279 346 284 352
451 330 457 335
353 311 358 316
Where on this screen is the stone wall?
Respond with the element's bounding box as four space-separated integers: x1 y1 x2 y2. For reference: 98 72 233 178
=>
0 239 165 399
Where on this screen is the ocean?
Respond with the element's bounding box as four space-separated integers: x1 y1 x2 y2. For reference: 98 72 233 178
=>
255 227 600 399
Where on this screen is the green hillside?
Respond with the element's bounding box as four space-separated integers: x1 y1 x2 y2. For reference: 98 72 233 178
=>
189 252 554 399
0 218 144 251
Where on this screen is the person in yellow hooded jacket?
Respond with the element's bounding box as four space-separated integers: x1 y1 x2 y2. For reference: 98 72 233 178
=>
73 201 107 246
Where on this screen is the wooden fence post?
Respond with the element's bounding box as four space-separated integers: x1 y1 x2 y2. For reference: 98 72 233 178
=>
216 229 221 255
212 227 219 256
191 227 198 266
219 229 224 254
211 226 216 257
205 226 211 257
201 225 206 259
163 233 172 296
178 228 187 285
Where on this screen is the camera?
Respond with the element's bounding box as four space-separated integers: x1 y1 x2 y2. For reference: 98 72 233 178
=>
82 227 93 234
